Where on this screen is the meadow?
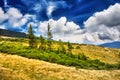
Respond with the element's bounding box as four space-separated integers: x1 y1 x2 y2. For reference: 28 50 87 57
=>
0 53 120 80
0 37 120 80
0 37 120 70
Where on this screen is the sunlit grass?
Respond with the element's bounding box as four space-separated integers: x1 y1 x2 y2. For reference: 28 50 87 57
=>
50 42 120 64
0 37 120 64
0 37 120 79
0 53 120 80
72 44 120 64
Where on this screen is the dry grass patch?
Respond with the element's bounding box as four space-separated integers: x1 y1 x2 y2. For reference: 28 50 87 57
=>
72 44 120 64
0 53 120 80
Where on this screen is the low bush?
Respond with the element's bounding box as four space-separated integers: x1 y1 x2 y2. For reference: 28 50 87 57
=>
76 46 80 49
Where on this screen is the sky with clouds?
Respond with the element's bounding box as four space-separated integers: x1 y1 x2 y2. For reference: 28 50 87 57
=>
0 0 120 44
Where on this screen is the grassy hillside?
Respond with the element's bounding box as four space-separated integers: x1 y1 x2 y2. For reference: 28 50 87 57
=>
0 40 120 70
52 42 120 64
0 53 120 80
1 36 119 64
0 28 26 38
72 44 120 64
0 36 120 79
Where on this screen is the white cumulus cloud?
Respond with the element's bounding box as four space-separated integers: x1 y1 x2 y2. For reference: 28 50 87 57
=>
0 7 8 23
83 3 120 43
38 17 84 43
0 7 36 29
38 3 120 44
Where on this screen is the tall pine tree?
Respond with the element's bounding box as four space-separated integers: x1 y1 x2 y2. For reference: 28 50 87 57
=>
28 24 36 48
47 23 52 40
47 23 53 51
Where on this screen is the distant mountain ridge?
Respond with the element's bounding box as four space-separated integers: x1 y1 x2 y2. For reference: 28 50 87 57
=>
0 28 26 38
99 41 120 48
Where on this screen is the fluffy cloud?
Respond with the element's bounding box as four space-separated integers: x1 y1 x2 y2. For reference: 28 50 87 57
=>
33 4 42 13
7 8 22 19
84 3 120 29
7 8 36 28
0 7 8 23
46 1 69 18
0 7 36 30
47 2 56 18
1 2 120 44
38 17 84 43
83 3 120 43
38 3 120 44
23 0 69 18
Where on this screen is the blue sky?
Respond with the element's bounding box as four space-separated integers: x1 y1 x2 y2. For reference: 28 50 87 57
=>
0 0 120 44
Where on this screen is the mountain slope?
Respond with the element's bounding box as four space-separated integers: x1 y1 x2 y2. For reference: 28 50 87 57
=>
99 41 120 48
0 53 120 80
72 44 120 64
0 28 26 38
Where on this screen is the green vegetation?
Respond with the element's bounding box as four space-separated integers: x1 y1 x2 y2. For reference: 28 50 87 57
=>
0 23 120 71
67 41 73 55
0 37 27 42
47 23 53 51
0 41 120 70
27 24 37 48
76 45 80 49
57 39 66 54
39 35 46 50
1 53 120 80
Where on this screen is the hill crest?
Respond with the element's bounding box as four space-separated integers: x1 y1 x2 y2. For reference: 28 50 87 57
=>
0 28 26 38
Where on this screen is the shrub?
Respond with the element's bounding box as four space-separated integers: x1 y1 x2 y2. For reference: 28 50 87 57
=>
78 53 88 60
76 46 80 49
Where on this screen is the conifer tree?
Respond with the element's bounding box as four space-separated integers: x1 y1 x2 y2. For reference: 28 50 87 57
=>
47 23 53 51
57 39 62 54
57 39 66 54
67 41 72 54
39 35 46 50
62 44 66 54
47 23 53 40
28 24 36 48
0 36 1 41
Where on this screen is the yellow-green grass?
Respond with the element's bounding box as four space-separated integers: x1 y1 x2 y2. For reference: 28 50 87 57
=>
0 53 120 80
1 37 120 64
52 43 120 64
72 44 120 64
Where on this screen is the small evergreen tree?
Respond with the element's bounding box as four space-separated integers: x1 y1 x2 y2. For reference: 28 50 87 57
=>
39 35 46 50
62 46 66 54
76 45 80 49
67 41 72 54
28 24 36 48
47 23 53 51
0 36 1 41
57 39 66 54
57 39 62 53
